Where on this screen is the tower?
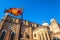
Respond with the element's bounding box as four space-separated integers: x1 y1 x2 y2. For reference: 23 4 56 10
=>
0 13 33 40
0 13 20 40
50 18 60 33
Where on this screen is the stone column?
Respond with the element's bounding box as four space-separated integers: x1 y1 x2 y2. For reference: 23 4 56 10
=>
13 25 20 40
46 32 50 40
23 32 26 38
43 32 47 40
4 30 11 40
29 27 33 40
39 35 41 40
39 33 41 40
40 32 43 40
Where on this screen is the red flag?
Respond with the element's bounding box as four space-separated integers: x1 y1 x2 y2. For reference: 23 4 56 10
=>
6 8 23 16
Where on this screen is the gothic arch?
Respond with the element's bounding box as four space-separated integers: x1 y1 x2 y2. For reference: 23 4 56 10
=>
0 30 7 40
10 32 15 40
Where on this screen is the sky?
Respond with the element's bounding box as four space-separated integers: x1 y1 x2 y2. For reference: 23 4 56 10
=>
0 0 60 24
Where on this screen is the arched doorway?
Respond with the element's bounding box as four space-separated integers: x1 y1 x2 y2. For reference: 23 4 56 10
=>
10 32 15 40
0 30 6 40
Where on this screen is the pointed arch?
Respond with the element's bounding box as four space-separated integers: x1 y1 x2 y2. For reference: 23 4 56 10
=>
0 30 7 40
10 32 15 40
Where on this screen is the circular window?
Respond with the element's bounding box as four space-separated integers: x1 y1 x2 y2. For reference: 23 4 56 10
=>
8 26 12 30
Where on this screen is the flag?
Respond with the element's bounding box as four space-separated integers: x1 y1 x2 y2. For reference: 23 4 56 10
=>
5 8 23 16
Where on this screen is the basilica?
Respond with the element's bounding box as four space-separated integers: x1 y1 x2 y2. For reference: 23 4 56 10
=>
0 13 60 40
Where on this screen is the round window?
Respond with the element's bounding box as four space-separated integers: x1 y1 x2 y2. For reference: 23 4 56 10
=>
8 26 12 30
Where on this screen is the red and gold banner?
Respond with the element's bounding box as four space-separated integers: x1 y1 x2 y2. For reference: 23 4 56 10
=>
6 8 23 16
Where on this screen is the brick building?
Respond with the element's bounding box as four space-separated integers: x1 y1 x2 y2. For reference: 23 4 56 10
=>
0 13 40 40
0 13 60 40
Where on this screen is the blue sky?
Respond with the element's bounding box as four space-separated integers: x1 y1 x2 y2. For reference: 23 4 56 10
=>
0 0 60 24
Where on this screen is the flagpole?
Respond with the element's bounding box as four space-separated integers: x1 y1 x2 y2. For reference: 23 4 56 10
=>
19 8 23 40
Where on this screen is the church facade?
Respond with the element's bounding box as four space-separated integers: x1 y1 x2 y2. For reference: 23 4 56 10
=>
0 13 60 40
